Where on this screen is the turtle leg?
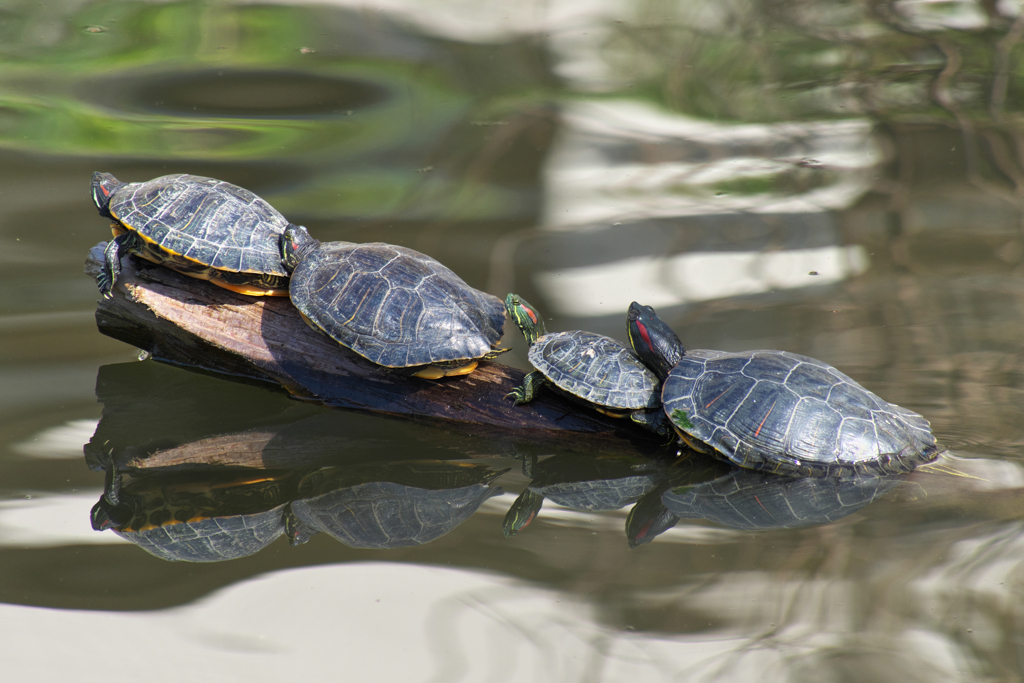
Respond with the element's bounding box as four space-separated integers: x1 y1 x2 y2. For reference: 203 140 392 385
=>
631 409 671 436
98 231 135 298
506 370 547 404
676 429 711 453
103 458 121 506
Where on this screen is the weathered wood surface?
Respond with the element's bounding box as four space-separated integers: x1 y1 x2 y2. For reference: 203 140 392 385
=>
85 244 662 469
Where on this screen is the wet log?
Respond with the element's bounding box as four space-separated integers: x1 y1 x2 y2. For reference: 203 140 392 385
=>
85 244 659 461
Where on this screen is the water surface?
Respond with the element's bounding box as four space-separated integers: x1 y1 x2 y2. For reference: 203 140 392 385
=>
1 1 1023 680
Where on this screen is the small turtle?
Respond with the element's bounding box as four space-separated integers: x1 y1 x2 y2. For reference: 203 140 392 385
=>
502 453 661 537
504 293 670 428
627 302 939 476
281 225 508 379
92 172 297 298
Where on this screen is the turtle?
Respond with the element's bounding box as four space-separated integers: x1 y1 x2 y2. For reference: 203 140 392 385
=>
502 453 662 537
280 225 508 379
504 293 670 428
90 463 302 563
91 172 297 298
626 301 940 476
660 467 904 531
286 460 507 549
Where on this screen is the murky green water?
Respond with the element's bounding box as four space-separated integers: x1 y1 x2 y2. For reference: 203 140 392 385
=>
2 1 1023 680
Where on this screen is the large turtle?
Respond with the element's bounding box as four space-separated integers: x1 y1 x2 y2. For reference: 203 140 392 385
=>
281 225 508 379
92 172 296 298
286 460 507 549
627 465 904 545
90 464 302 563
626 302 939 476
660 467 904 531
504 293 670 428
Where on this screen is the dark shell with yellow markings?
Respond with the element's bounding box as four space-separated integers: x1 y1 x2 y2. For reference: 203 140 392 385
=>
114 507 287 563
91 472 295 562
661 349 938 476
288 241 506 368
529 330 661 410
102 172 289 283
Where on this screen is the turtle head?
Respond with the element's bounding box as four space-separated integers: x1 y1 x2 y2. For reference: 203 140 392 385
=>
89 496 133 531
283 506 318 547
91 172 121 218
627 302 685 380
280 224 320 273
89 498 116 531
505 293 547 346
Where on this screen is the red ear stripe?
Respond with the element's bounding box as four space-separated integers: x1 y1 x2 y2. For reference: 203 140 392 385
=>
525 306 538 324
636 320 652 350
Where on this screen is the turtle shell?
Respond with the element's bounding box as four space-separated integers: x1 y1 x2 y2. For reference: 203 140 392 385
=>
288 241 505 368
524 453 661 511
531 474 660 512
290 479 502 549
661 468 903 530
661 349 938 475
529 330 660 410
105 173 289 279
90 469 299 562
114 507 287 563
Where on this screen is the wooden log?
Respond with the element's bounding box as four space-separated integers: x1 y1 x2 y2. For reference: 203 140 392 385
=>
85 244 664 467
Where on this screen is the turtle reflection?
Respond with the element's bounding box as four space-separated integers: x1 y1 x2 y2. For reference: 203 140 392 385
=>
626 465 904 546
503 453 662 537
91 465 304 562
288 460 507 549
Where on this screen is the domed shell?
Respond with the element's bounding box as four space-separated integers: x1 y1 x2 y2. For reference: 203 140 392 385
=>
289 481 501 549
661 349 937 475
288 241 505 367
529 330 660 410
661 468 902 530
114 506 287 563
108 173 289 277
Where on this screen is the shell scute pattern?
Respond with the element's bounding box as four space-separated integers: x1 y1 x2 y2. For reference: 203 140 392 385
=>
827 380 879 414
664 350 937 472
691 372 756 425
786 362 839 401
724 379 803 455
120 508 286 563
112 174 289 276
741 352 801 381
787 398 843 459
529 331 660 410
537 475 660 511
292 242 504 367
290 481 497 549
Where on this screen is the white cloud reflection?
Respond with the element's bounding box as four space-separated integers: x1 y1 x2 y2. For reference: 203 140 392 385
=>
11 419 98 459
536 245 870 316
0 492 120 547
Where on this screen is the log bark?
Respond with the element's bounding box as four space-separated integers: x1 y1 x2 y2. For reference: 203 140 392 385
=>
86 244 662 467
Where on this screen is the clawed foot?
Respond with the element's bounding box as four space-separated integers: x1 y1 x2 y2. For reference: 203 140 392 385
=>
96 272 115 299
505 387 527 405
